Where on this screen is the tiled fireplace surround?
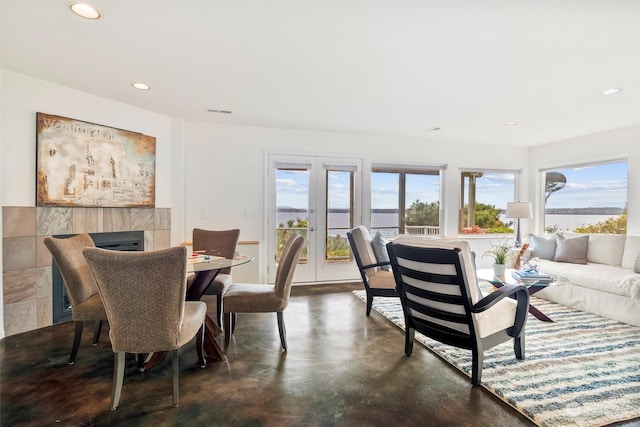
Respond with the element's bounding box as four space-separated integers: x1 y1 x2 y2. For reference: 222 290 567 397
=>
2 206 171 336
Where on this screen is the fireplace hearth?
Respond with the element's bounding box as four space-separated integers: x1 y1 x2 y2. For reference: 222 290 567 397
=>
52 231 145 324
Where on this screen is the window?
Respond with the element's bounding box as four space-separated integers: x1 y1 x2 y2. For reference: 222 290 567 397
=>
459 169 517 234
542 160 627 234
371 165 443 236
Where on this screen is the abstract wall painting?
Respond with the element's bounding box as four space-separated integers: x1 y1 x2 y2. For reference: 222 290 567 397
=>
36 113 156 207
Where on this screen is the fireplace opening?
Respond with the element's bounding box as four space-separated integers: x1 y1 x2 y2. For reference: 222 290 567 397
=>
52 230 145 324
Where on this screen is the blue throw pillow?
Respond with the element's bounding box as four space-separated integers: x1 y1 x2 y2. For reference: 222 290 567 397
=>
371 231 391 271
529 234 557 260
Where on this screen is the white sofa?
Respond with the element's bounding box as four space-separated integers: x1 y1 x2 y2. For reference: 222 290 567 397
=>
525 233 640 327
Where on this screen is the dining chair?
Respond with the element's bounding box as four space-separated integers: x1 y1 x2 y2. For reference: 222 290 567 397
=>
44 234 107 364
387 237 530 386
189 228 240 327
83 246 206 410
222 233 305 353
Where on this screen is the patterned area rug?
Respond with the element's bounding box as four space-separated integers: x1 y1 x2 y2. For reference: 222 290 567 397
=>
352 289 640 427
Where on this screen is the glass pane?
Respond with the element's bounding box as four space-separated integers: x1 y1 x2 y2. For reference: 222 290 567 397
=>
544 161 627 234
460 171 515 234
371 172 400 235
326 170 353 262
405 173 440 236
276 168 308 263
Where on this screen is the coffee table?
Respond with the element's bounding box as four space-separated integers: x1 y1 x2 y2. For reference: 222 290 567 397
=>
477 268 558 322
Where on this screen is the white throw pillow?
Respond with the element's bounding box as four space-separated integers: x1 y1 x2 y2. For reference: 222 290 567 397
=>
584 233 626 266
622 236 640 269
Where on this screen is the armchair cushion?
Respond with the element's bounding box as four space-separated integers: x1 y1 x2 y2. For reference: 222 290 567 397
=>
371 232 391 271
350 226 379 277
368 269 397 289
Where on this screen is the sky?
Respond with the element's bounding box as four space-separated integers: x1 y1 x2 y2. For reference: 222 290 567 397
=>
276 161 628 210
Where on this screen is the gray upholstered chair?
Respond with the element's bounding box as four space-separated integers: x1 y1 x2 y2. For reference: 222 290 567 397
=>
44 234 107 364
347 226 398 316
83 246 206 410
387 237 529 386
188 228 240 327
222 233 304 353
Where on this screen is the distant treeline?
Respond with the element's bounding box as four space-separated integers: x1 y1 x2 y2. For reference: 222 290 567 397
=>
545 207 624 215
278 207 400 213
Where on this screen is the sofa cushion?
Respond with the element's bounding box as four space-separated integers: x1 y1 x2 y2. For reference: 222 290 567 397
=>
539 259 639 300
529 234 556 259
371 231 391 271
635 253 640 274
584 233 626 266
622 236 640 269
554 234 588 264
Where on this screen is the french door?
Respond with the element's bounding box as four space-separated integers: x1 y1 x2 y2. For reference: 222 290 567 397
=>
267 154 363 283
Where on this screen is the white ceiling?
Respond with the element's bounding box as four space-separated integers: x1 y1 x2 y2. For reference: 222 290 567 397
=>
1 0 639 147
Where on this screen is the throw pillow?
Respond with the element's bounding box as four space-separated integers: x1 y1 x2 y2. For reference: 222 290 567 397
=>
635 253 640 274
554 234 589 264
371 231 391 271
529 234 557 260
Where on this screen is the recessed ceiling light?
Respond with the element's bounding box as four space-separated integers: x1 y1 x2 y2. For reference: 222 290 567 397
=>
70 3 100 19
504 121 519 126
132 82 150 90
601 88 622 95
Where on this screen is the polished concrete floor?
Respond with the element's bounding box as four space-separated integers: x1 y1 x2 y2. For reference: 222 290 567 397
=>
0 283 558 426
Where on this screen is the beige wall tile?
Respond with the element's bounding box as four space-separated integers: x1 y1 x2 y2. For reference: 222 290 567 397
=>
37 207 72 236
4 300 38 336
131 208 154 231
37 265 52 297
103 208 131 232
72 208 103 233
2 207 35 237
37 296 53 328
153 229 171 249
3 267 37 304
36 236 52 267
144 230 154 251
154 208 171 230
3 236 36 271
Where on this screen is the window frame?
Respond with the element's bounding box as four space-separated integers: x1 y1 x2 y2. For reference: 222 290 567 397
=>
370 163 445 236
458 167 520 235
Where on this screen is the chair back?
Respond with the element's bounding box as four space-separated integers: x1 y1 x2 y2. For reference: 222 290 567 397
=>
347 226 378 278
386 237 482 348
192 228 240 274
44 234 98 306
83 246 189 353
274 233 305 302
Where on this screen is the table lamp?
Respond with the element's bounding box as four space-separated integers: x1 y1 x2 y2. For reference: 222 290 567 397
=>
506 202 533 246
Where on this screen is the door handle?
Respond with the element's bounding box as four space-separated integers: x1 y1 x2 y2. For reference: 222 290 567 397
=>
309 227 315 231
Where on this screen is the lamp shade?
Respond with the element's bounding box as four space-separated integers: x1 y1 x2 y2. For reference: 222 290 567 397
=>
506 202 533 219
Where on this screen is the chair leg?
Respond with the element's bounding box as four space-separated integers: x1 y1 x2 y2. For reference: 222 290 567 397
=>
223 313 232 353
171 349 179 407
231 313 237 333
471 349 483 386
110 352 125 410
69 321 84 364
405 327 415 356
514 335 525 360
277 312 287 351
92 320 102 346
216 294 223 328
366 293 373 316
196 323 206 368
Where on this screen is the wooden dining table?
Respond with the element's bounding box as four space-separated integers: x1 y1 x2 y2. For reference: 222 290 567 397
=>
141 254 253 371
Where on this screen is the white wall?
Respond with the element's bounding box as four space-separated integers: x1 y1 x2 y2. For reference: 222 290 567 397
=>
529 125 640 235
183 122 531 276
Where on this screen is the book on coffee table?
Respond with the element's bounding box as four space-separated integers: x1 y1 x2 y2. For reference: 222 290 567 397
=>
511 269 553 284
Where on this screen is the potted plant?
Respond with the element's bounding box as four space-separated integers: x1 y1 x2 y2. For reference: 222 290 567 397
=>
483 238 512 277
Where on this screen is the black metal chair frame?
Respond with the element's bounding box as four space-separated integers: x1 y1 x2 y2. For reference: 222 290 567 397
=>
347 230 398 316
387 241 529 386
